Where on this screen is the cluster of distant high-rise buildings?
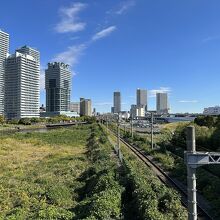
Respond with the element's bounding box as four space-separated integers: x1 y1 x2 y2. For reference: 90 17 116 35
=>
112 89 169 117
0 29 92 119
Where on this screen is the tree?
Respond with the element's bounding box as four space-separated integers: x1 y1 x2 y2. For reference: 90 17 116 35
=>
8 119 19 124
215 115 220 128
194 116 215 128
30 117 42 123
0 115 5 124
18 118 31 125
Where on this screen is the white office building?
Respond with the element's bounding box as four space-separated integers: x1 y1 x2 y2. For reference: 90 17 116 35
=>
156 93 169 114
130 104 145 118
203 106 220 115
0 30 9 115
5 47 40 119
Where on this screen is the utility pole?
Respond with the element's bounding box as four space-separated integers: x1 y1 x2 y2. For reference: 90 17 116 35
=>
106 116 108 130
186 126 197 220
131 114 133 138
151 112 154 149
117 115 120 151
185 126 220 220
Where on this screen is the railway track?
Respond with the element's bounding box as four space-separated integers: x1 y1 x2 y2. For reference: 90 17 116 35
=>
107 127 213 220
117 124 220 179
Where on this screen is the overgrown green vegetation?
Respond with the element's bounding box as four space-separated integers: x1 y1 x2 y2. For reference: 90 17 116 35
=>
0 125 92 219
0 121 189 220
108 121 220 218
74 125 123 219
194 115 218 128
107 128 187 220
0 124 123 219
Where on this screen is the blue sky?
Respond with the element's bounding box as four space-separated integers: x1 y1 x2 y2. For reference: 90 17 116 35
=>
1 0 220 113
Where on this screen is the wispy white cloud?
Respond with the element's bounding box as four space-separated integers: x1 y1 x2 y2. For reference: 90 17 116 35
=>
149 87 172 98
178 100 198 103
94 101 128 107
54 2 87 33
92 26 117 41
52 25 117 75
70 36 80 41
53 4 117 77
122 102 128 105
202 35 220 43
116 0 136 15
52 44 87 75
129 95 135 99
94 102 112 106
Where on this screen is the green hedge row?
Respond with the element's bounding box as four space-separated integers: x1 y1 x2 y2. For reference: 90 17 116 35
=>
74 124 123 220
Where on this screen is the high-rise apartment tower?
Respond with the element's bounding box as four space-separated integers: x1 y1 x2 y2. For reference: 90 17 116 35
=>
136 88 147 111
113 91 121 113
5 46 40 119
156 92 169 114
80 98 92 116
0 30 9 115
45 62 71 113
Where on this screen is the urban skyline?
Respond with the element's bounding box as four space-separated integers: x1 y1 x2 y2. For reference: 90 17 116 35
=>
1 1 220 113
0 27 218 117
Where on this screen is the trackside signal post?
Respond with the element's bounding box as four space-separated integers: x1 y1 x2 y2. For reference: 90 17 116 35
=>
106 116 108 130
117 115 120 152
130 114 133 138
117 114 123 162
151 112 154 149
185 126 220 220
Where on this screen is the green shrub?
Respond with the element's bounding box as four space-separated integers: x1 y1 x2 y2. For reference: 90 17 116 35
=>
18 118 31 125
194 116 216 128
8 118 19 124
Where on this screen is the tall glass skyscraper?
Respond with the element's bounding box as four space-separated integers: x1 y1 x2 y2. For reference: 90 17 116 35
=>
4 46 40 119
156 92 169 114
45 62 71 113
0 30 9 115
113 91 121 113
136 88 147 111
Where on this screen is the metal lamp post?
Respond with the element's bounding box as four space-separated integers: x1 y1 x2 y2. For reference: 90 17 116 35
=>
151 112 154 149
131 114 133 138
